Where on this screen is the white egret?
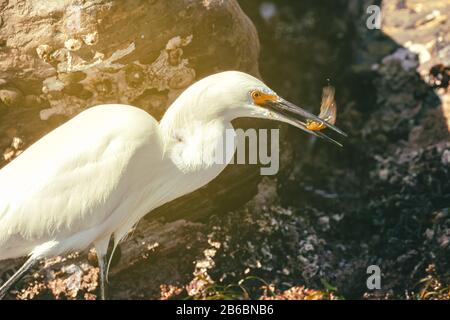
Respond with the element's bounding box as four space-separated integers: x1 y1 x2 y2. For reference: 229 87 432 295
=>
0 71 346 299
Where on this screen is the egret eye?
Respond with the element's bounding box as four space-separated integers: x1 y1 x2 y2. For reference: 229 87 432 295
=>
251 91 261 99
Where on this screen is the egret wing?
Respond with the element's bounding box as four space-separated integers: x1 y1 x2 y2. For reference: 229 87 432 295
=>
0 105 163 254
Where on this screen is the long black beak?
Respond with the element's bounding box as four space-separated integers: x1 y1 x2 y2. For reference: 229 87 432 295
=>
266 98 347 147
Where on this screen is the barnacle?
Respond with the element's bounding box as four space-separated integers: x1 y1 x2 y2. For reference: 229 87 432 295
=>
82 31 98 46
64 38 82 51
36 44 54 63
125 64 145 87
93 79 113 95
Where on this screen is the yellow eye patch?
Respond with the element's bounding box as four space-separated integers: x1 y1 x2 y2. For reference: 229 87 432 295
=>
251 90 278 106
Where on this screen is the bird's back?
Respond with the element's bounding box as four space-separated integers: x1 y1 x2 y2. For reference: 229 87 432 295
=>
0 104 163 260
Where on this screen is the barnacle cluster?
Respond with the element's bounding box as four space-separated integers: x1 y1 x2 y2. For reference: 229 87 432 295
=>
37 31 196 121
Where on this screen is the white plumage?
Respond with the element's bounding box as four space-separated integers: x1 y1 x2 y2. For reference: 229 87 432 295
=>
0 71 345 299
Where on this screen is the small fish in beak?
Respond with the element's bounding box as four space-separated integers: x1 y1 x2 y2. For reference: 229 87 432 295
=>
306 85 337 131
251 83 347 147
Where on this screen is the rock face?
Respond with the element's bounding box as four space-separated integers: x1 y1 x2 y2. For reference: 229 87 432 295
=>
0 0 264 299
0 0 259 152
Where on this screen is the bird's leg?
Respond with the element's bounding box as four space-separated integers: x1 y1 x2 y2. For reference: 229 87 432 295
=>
0 256 38 300
97 252 108 300
94 236 111 300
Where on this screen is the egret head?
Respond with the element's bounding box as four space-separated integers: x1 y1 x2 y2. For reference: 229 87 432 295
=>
162 71 346 146
211 71 347 145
